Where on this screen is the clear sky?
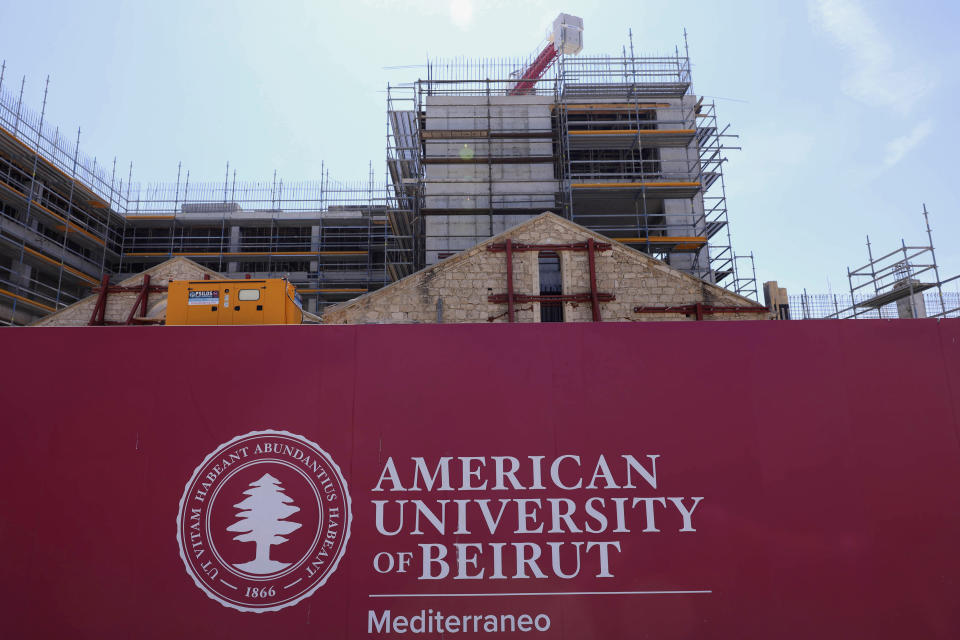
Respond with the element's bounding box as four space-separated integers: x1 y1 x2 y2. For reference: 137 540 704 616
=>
2 0 958 295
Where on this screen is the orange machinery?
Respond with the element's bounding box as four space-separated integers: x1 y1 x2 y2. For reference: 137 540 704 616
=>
165 278 303 325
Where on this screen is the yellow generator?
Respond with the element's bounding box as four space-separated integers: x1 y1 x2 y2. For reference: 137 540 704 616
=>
165 279 303 325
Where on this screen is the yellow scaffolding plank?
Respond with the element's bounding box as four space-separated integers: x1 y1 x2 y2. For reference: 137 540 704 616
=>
553 103 672 110
0 124 104 205
0 177 108 247
32 202 106 246
615 236 706 243
0 287 55 312
615 236 707 251
123 251 369 258
571 181 700 188
0 179 104 245
21 247 99 285
569 129 696 136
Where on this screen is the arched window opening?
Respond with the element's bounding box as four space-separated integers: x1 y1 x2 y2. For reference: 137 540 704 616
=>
539 251 563 322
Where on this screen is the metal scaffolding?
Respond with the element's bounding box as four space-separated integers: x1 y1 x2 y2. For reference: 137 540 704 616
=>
790 205 960 320
0 62 405 323
386 36 753 293
0 66 127 324
732 252 759 302
789 290 960 320
2 31 758 325
119 175 394 313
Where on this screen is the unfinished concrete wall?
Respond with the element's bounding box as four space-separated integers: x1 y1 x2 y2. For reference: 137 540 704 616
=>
423 95 558 264
894 279 928 319
658 94 709 277
323 213 766 325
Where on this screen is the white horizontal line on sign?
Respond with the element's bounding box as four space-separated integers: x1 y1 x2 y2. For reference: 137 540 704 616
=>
369 590 712 598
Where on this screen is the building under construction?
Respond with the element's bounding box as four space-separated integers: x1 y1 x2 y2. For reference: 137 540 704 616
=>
388 16 748 291
0 16 754 325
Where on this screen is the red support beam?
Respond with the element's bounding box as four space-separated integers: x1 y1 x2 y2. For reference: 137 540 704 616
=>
490 293 615 304
488 241 611 253
88 274 111 326
489 237 615 321
507 43 559 96
88 275 167 326
587 238 601 322
505 239 515 323
124 274 151 325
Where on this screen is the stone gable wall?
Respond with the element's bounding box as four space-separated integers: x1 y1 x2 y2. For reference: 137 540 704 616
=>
32 258 218 327
323 215 768 324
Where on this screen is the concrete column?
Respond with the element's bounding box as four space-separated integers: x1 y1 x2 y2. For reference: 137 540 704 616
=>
10 259 32 290
422 95 556 266
763 281 790 320
227 225 240 274
310 224 321 279
894 279 927 318
663 196 709 276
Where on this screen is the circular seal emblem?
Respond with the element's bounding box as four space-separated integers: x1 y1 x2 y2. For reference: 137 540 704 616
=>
177 429 351 613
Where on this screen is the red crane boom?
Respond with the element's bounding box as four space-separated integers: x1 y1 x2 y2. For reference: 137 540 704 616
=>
506 13 583 96
507 44 559 96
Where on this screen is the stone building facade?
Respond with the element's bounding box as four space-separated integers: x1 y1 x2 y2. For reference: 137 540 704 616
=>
32 257 220 327
323 213 768 324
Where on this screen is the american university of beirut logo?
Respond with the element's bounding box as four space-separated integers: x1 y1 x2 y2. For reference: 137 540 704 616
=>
177 430 352 612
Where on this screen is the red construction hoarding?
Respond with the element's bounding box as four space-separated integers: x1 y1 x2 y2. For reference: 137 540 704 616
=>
1 320 959 638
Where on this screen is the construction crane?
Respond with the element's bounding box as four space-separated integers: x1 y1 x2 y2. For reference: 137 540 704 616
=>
508 13 583 96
